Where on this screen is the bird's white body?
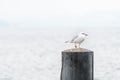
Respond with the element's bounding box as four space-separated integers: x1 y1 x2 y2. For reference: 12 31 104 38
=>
65 32 88 48
71 34 86 43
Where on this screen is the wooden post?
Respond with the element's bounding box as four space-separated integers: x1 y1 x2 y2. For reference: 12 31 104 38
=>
61 48 93 80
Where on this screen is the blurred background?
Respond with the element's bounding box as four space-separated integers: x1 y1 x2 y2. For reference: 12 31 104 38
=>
0 0 120 80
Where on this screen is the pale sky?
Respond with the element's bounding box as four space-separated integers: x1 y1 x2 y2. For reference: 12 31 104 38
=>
0 0 120 27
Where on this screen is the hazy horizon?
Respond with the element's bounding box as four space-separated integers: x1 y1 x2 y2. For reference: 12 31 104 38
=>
0 0 120 28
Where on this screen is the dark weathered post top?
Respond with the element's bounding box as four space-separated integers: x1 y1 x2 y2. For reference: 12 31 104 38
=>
61 48 94 80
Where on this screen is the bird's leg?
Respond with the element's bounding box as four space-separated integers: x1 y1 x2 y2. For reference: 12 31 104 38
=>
74 43 77 48
78 43 80 48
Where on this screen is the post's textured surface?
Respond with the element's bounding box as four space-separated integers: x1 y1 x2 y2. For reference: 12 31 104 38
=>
61 48 93 80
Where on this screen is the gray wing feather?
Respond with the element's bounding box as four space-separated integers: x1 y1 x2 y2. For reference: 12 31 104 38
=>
70 35 78 42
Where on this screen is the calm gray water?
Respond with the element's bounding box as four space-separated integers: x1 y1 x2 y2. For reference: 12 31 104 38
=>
0 27 119 80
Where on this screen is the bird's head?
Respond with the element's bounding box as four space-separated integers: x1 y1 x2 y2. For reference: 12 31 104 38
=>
79 32 88 36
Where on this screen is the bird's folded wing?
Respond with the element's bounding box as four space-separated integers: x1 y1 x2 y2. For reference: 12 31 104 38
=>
70 35 78 42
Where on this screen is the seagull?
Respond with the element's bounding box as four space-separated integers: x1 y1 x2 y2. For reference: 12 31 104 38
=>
65 32 88 48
